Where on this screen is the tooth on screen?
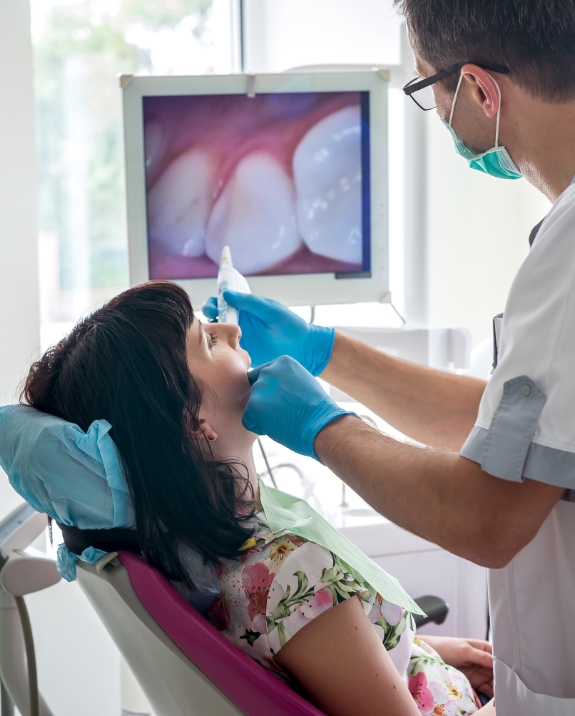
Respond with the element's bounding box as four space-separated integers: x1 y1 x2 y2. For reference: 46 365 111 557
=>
293 106 363 264
147 149 216 257
205 152 301 274
144 121 167 177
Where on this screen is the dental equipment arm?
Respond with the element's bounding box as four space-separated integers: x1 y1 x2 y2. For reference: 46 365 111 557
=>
244 357 563 568
0 503 59 716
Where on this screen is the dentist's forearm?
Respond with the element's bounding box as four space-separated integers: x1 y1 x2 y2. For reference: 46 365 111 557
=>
320 332 486 451
314 415 563 568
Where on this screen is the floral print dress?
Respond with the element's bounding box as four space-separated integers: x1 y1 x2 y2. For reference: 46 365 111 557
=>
204 512 480 715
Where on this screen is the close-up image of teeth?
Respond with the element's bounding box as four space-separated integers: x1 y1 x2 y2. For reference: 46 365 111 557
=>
143 91 369 280
293 106 363 265
147 147 217 258
205 151 301 274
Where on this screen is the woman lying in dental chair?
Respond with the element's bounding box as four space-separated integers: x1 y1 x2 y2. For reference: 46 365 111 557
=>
18 282 492 716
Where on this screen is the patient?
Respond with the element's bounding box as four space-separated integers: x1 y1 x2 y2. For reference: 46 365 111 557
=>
22 282 493 716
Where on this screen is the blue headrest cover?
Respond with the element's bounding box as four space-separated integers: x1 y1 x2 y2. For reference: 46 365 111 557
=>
0 405 221 609
0 404 134 580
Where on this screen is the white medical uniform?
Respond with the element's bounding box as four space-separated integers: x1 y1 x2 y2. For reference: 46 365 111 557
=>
460 175 575 716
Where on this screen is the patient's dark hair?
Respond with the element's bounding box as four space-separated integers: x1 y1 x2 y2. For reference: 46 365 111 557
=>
395 0 575 101
22 281 255 586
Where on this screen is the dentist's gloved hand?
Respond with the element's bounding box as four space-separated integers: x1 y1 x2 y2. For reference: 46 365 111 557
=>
202 292 335 375
243 355 354 460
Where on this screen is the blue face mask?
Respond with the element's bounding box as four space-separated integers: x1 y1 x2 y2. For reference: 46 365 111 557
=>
442 73 522 180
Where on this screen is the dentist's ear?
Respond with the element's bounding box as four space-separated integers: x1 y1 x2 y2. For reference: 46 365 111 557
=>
461 65 501 119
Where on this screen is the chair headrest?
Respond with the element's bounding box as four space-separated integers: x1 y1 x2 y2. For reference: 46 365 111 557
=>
0 404 134 580
0 405 220 606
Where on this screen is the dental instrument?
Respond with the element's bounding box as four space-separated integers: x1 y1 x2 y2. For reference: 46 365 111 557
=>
217 245 251 325
206 291 336 373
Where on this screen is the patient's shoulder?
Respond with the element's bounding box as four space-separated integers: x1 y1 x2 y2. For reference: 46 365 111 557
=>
205 512 373 678
265 538 372 654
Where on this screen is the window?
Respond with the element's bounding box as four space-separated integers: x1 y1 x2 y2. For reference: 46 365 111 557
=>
31 0 238 349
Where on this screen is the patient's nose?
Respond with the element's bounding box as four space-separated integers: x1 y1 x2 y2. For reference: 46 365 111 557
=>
221 323 241 349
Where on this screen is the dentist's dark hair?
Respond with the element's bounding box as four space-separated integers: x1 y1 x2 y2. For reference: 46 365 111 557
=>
395 0 575 101
22 281 255 587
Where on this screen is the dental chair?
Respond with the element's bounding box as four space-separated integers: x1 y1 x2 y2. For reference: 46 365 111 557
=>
76 549 325 716
77 549 449 716
0 405 449 716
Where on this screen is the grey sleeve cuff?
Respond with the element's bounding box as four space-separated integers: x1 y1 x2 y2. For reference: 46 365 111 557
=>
460 375 575 490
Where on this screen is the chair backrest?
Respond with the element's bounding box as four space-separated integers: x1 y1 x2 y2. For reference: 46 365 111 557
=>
77 551 325 716
76 555 243 716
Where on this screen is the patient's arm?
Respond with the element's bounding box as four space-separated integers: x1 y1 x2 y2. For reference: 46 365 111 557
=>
418 635 493 697
274 595 420 716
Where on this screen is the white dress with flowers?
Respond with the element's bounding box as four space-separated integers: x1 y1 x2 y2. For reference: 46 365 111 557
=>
205 513 480 715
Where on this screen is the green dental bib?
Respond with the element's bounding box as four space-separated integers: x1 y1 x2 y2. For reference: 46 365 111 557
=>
259 477 424 616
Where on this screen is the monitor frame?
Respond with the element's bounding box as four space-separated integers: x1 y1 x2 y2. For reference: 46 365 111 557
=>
122 70 389 308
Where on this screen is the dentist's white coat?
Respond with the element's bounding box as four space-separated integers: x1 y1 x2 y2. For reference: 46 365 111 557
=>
460 177 575 715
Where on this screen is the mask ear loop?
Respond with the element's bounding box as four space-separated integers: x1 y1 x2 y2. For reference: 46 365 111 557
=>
449 74 464 126
486 72 502 147
450 71 503 147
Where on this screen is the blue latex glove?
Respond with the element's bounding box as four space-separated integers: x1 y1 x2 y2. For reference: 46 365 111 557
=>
202 292 335 376
243 356 353 460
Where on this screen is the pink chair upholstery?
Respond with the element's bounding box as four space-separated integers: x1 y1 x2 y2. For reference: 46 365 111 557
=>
117 551 326 716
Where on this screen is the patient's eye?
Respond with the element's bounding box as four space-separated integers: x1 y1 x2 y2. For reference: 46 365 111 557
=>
207 331 218 349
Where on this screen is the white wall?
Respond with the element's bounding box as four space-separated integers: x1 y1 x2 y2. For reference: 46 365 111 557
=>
243 0 402 70
426 113 550 345
242 0 552 346
0 0 41 515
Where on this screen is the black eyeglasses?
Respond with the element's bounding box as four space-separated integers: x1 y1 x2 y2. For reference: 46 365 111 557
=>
403 62 510 111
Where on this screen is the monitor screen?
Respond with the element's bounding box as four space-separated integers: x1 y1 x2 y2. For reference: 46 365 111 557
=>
143 91 371 281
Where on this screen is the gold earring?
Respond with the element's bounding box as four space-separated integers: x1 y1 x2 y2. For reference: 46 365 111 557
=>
207 433 218 442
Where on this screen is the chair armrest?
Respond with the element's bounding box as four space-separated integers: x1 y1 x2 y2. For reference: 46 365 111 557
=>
412 595 449 628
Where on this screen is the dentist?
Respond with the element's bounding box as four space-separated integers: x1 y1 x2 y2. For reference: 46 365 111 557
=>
204 1 575 713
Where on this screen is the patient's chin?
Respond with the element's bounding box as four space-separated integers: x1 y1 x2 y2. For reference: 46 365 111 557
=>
232 404 259 445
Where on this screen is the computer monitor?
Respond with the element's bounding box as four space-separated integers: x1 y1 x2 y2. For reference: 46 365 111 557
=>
122 71 389 308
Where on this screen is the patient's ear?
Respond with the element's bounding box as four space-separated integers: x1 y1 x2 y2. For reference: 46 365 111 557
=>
196 418 217 442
